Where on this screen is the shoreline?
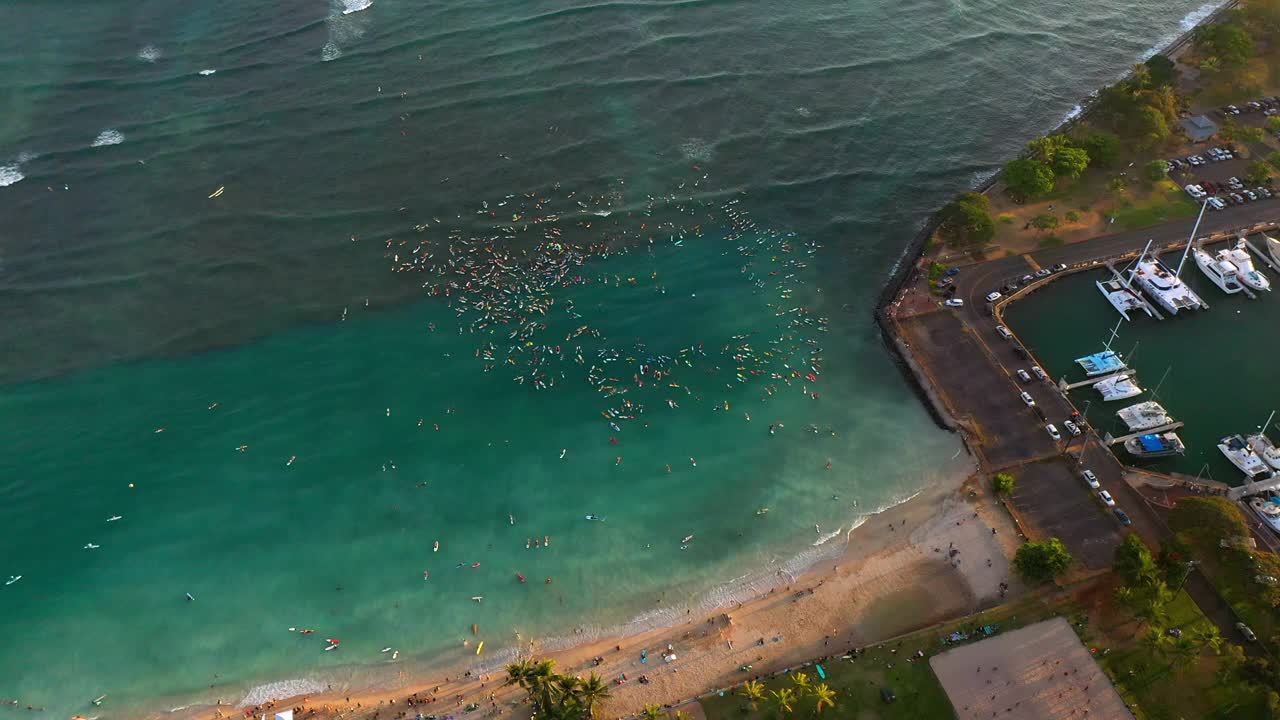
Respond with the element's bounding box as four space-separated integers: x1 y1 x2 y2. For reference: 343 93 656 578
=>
160 454 995 720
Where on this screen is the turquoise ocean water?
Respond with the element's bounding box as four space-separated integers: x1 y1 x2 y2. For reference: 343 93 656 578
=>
0 0 1227 716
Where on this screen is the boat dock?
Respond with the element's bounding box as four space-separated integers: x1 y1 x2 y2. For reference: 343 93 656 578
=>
1101 259 1163 320
1058 369 1133 392
1102 421 1186 446
1229 473 1280 501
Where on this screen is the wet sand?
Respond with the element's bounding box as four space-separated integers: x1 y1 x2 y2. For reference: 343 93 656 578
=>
171 458 1024 720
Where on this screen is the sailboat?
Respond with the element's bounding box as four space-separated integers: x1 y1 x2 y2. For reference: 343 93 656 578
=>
1130 212 1209 314
1248 411 1280 472
1074 319 1128 377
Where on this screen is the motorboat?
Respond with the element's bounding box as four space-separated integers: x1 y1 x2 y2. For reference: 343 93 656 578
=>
1249 496 1280 535
1221 239 1271 291
1095 372 1143 401
1125 431 1185 458
1247 432 1280 471
1117 401 1172 432
1075 349 1126 377
1132 258 1207 313
1193 248 1244 294
1218 434 1271 479
1095 278 1154 320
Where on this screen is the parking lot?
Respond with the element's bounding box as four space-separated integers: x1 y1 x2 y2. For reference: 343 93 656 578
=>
900 311 1060 469
1007 455 1123 570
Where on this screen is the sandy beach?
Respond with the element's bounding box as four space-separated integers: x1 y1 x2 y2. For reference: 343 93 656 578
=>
171 458 1025 720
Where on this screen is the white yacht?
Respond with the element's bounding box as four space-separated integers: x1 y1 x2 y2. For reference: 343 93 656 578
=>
1221 239 1270 292
1117 401 1172 432
1248 432 1280 472
1095 278 1153 320
1264 233 1280 266
1132 257 1207 313
1218 434 1271 479
1075 349 1126 377
1249 496 1280 535
1095 373 1143 401
1125 431 1186 458
1193 248 1244 295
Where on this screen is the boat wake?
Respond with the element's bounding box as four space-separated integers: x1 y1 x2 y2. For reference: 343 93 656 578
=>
137 44 162 63
0 164 24 187
323 0 372 61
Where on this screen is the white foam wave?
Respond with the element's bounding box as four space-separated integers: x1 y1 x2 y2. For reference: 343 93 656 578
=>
1140 1 1228 60
199 69 217 76
321 41 342 61
811 526 844 546
137 44 162 63
342 0 373 14
91 129 124 147
679 138 713 162
1059 104 1083 125
15 150 38 164
0 164 24 187
237 678 326 707
323 0 371 62
969 167 1000 189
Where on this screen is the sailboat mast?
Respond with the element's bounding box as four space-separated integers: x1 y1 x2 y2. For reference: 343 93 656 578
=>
1263 410 1277 436
1127 240 1152 281
1174 200 1210 277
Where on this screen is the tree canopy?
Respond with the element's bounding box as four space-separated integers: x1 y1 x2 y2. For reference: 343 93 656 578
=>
1003 158 1055 200
1080 131 1122 168
1195 23 1256 66
1144 159 1168 182
992 472 1015 495
1031 213 1060 232
1144 54 1178 87
506 660 610 720
938 194 995 248
1014 538 1073 582
1114 533 1158 587
1248 161 1273 185
1169 496 1250 544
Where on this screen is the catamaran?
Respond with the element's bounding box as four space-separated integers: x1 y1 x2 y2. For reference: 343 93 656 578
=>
1221 239 1271 292
1193 248 1244 295
1074 318 1128 377
1095 277 1154 320
1095 372 1142 401
1218 434 1271 479
1248 411 1280 472
1128 205 1209 315
1125 431 1185 458
1117 401 1172 432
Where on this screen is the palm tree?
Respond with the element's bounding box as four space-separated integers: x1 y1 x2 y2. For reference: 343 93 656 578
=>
769 688 796 716
553 674 582 718
811 684 836 713
577 673 611 718
640 704 664 720
738 680 767 710
1165 635 1200 670
506 660 536 690
1190 626 1223 656
789 671 810 695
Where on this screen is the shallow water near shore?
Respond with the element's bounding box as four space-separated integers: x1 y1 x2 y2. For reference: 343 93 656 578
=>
0 0 1228 716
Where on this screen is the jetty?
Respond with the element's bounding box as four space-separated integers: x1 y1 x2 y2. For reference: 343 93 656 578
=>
1102 421 1185 447
1059 370 1134 392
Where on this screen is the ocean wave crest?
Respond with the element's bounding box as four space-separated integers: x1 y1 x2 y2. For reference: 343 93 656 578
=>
0 164 24 187
1141 1 1228 59
91 129 125 147
137 44 162 63
238 678 327 707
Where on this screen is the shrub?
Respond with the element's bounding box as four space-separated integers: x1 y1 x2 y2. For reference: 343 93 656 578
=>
1065 210 1082 222
1144 159 1169 182
1015 538 1073 583
992 473 1015 495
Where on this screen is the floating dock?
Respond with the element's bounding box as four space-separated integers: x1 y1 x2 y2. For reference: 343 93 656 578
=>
1103 421 1186 446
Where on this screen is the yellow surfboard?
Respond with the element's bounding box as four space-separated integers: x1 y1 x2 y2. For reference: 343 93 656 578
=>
476 641 484 655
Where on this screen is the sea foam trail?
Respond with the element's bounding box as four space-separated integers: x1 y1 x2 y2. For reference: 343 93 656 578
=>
238 679 327 707
0 164 24 187
91 129 124 147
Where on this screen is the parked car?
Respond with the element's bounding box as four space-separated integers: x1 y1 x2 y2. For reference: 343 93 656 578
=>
1019 274 1034 285
1232 193 1246 205
1020 391 1036 407
1082 469 1100 489
945 267 960 277
1237 622 1258 642
985 291 1003 303
1046 424 1061 441
1225 104 1242 115
1031 366 1048 381
938 276 953 287
1016 369 1032 382
996 325 1013 339
1114 509 1132 526
1259 186 1274 198
1051 263 1067 272
1202 181 1217 194
1099 490 1116 507
1034 269 1051 279
1184 184 1205 199
944 298 964 307
1063 419 1082 436
1208 197 1226 211
1245 189 1258 202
